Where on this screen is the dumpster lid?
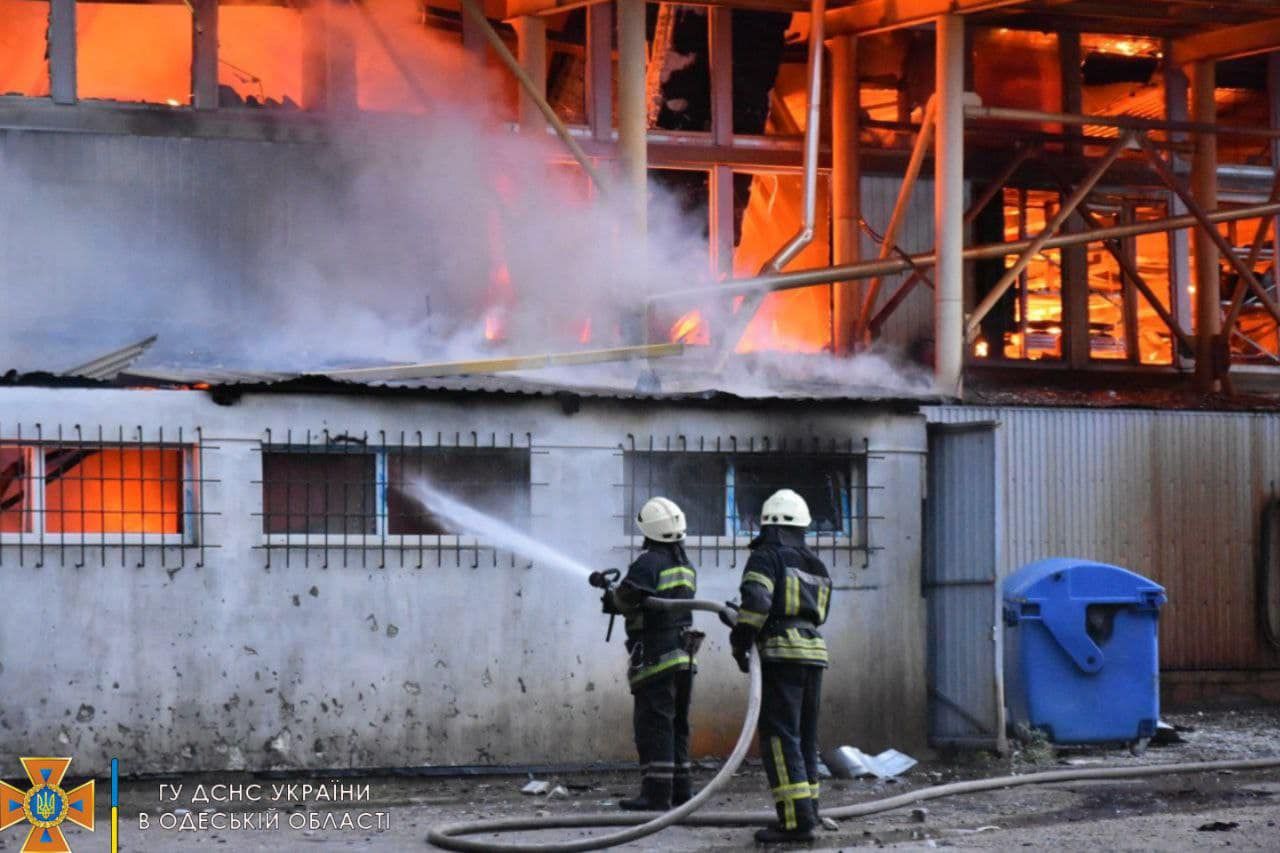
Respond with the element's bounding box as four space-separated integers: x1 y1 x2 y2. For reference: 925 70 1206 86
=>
1004 558 1165 605
1002 558 1166 674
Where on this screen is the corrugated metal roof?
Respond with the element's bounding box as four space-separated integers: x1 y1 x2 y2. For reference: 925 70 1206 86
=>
0 365 942 405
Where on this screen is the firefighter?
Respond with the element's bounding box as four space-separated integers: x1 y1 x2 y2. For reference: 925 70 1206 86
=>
602 496 703 811
729 489 833 844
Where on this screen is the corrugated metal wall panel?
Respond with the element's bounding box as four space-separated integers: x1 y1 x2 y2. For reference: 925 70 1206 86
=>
859 175 936 352
924 405 1280 672
926 424 1004 749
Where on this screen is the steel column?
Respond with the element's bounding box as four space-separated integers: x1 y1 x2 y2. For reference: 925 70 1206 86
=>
935 14 965 395
191 0 219 111
709 6 735 280
1163 43 1194 370
617 0 648 233
586 2 614 143
1270 53 1280 275
1190 60 1220 388
831 34 861 353
1059 30 1089 367
49 0 76 105
516 16 548 132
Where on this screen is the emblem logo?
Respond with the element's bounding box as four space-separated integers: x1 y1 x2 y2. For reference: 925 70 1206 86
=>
0 758 94 853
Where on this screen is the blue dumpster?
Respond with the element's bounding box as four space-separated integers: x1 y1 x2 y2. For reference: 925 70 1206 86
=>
1003 558 1166 746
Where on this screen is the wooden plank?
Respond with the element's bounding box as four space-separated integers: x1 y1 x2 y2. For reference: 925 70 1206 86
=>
1172 17 1280 65
826 0 1029 36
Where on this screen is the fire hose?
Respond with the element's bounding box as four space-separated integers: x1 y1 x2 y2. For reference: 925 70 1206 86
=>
426 593 1280 852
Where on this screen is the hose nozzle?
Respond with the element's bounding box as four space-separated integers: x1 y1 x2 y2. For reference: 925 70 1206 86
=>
588 568 620 589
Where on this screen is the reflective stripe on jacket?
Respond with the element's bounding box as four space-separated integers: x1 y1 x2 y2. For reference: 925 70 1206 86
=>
734 526 833 667
616 540 699 689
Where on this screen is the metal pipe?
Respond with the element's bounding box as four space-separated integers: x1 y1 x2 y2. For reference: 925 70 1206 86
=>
858 96 936 340
764 0 825 276
966 104 1280 140
964 132 1132 342
458 0 607 193
712 0 826 366
934 15 965 393
324 342 684 382
617 0 647 231
650 201 1280 302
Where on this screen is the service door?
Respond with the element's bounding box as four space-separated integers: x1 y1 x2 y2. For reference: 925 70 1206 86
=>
925 422 1007 752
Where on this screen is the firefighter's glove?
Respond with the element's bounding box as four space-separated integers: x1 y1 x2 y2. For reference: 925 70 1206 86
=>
601 589 622 615
731 644 751 675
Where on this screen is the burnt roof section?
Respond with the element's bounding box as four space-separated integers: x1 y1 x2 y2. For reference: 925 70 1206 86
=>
0 365 943 408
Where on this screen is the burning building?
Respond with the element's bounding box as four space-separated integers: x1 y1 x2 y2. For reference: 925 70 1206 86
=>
0 0 1279 775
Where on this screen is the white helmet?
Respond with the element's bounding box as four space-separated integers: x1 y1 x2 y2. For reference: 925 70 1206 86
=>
761 489 811 528
636 496 687 542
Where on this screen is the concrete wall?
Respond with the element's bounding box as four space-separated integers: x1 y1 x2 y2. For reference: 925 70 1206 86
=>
0 386 928 774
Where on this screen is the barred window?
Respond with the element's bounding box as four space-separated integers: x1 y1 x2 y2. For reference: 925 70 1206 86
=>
258 438 532 542
261 451 378 535
1 444 192 536
621 442 874 566
387 449 530 535
622 452 727 536
625 452 862 538
0 446 32 533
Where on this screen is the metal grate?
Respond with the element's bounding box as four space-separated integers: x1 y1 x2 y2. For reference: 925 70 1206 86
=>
0 423 217 569
253 429 540 569
617 434 883 569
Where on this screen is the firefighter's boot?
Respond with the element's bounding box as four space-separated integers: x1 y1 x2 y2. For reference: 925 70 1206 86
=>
618 778 672 811
671 774 698 806
753 797 817 845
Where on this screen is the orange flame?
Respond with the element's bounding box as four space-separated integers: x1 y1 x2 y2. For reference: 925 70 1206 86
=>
669 310 709 346
483 311 505 342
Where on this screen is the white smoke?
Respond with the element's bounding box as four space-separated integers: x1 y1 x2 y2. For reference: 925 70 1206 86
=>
0 4 934 398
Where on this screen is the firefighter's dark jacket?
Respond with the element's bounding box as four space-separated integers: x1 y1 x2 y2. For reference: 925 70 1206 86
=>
609 540 698 689
730 525 832 666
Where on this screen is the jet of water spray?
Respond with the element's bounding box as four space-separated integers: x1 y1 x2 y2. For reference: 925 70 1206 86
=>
397 479 595 579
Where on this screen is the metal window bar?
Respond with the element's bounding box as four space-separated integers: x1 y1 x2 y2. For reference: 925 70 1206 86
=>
0 422 218 569
254 430 536 569
616 434 884 570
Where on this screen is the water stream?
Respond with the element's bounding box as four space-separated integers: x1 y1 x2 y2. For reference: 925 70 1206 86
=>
398 479 595 579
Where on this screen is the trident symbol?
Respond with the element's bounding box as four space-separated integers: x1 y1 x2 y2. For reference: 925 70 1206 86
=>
33 789 57 822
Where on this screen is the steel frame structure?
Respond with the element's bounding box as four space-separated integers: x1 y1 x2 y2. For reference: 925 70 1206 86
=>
20 0 1280 393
